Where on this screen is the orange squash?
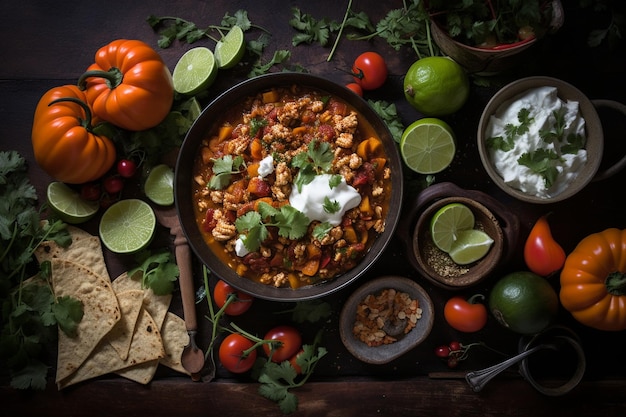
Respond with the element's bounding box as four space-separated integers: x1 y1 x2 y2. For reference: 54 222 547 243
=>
31 85 116 184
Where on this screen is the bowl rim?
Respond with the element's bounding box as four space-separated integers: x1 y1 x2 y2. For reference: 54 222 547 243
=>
477 76 603 204
339 275 434 364
175 73 404 301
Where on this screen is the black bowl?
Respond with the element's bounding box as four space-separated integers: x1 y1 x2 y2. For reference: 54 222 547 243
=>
175 73 404 301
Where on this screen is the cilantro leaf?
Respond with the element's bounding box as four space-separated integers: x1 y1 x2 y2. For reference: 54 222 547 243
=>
273 205 309 239
518 148 560 188
289 300 333 323
248 49 292 78
128 250 180 295
292 140 334 192
53 296 84 337
323 197 340 214
367 99 405 143
312 222 333 241
209 155 245 190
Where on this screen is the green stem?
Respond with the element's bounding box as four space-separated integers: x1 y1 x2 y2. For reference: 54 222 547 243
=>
77 67 124 91
606 271 626 295
47 97 96 132
327 0 353 62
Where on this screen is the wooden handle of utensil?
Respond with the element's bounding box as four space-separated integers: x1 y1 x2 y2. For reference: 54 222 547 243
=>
176 242 197 331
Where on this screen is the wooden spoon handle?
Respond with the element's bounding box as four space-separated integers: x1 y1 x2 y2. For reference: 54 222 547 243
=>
176 242 197 331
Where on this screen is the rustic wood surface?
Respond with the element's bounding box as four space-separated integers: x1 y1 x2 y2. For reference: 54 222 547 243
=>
1 1 625 416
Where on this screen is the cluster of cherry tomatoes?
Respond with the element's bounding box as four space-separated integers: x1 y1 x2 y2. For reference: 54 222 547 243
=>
434 341 470 369
79 158 138 208
212 280 304 374
345 51 388 97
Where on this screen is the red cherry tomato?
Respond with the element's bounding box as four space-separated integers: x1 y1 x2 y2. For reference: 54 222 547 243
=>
80 182 102 201
443 295 488 333
117 159 137 178
352 52 388 90
448 341 462 352
434 345 451 358
213 280 254 316
288 348 305 374
262 325 302 363
524 214 566 277
218 333 257 373
345 82 363 97
103 176 124 194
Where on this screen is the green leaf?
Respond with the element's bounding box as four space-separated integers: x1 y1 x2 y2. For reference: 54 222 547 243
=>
274 206 309 240
128 250 180 296
367 100 404 143
10 359 49 390
290 300 332 323
53 296 84 338
312 222 333 241
323 197 340 214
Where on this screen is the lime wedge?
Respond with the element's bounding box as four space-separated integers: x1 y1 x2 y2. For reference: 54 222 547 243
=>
400 118 456 174
215 25 245 69
448 229 494 265
99 199 156 254
172 47 218 95
144 164 174 206
47 181 99 224
430 203 475 252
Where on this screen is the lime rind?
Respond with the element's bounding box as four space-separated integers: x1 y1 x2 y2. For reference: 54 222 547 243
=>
172 47 218 95
99 199 156 254
448 229 494 265
215 25 245 69
430 203 475 252
47 182 99 224
400 118 456 174
144 164 174 206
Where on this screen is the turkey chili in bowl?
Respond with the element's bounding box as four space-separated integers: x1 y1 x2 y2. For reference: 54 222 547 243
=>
178 74 402 300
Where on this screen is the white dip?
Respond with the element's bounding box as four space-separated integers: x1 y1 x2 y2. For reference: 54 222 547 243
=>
485 86 587 199
289 174 361 226
257 155 274 177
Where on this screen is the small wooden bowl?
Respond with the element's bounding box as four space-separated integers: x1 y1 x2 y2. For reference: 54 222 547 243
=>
339 276 434 365
413 197 503 289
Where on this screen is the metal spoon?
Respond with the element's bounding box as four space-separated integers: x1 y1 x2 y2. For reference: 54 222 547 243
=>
153 205 207 380
465 343 557 392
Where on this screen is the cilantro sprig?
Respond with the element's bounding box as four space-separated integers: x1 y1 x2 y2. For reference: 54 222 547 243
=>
209 155 246 190
128 249 180 296
291 140 335 192
235 202 310 252
0 151 80 390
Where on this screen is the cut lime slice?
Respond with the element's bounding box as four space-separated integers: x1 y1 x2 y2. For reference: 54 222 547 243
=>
215 25 245 69
172 47 218 95
47 181 99 224
400 118 456 174
430 203 475 252
448 229 494 265
99 199 156 254
144 164 174 206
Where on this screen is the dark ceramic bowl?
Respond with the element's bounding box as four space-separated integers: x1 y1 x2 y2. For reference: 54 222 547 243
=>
339 276 434 365
175 73 404 301
478 76 626 204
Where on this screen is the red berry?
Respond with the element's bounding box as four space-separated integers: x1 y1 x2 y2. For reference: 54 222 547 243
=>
434 345 451 358
103 176 124 194
80 182 102 201
449 341 462 352
117 159 137 178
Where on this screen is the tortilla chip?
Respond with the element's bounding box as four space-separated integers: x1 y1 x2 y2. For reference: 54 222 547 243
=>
159 312 191 375
35 227 109 280
115 359 161 384
52 259 121 384
105 290 144 361
58 307 166 389
112 271 172 328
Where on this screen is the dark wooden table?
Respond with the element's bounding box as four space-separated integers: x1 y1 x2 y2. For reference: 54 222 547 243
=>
2 1 625 416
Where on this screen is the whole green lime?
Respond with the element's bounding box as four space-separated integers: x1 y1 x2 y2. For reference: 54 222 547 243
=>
488 271 559 335
403 56 470 116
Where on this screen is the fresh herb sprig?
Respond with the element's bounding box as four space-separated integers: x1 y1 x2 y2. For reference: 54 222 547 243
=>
147 10 266 48
0 151 80 390
291 140 335 192
367 99 405 143
128 249 180 296
235 202 310 252
209 155 246 190
486 108 534 152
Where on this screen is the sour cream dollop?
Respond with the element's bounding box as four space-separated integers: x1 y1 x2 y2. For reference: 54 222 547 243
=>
289 174 361 226
257 155 274 178
485 86 587 199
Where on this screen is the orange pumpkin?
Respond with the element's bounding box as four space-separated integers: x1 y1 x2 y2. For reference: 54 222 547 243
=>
560 228 626 331
31 85 116 184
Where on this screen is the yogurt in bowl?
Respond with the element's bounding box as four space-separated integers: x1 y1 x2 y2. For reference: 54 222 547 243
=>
485 86 587 199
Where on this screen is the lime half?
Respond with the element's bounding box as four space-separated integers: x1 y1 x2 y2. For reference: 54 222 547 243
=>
144 164 174 206
99 199 156 254
215 25 245 69
172 47 218 95
430 203 475 252
400 118 456 174
47 182 99 224
448 229 494 265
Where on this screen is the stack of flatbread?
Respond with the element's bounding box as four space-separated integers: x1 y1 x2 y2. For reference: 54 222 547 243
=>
35 225 190 389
